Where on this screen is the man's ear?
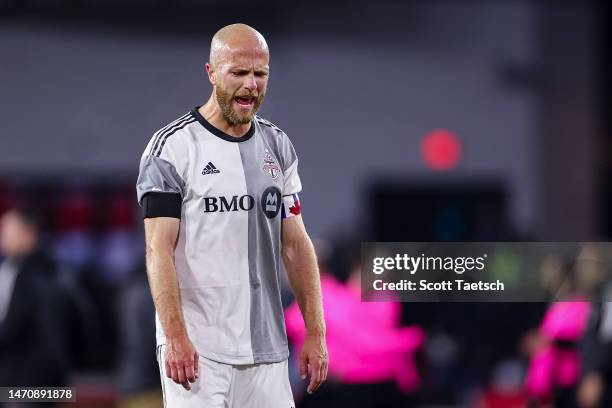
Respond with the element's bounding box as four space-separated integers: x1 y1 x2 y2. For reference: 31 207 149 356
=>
205 62 215 85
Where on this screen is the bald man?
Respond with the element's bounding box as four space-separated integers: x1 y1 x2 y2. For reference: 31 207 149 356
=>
136 24 327 407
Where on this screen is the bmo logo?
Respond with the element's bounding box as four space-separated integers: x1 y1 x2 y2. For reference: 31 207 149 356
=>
262 187 281 219
203 195 254 213
202 186 281 219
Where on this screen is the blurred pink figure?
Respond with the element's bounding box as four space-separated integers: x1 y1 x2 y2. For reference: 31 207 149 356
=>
285 272 425 392
525 301 591 399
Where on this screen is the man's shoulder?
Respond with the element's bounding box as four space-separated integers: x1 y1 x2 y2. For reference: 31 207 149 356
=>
255 115 288 138
146 111 198 157
152 111 198 138
254 116 299 169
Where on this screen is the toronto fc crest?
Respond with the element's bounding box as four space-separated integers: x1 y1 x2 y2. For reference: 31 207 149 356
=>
262 151 281 180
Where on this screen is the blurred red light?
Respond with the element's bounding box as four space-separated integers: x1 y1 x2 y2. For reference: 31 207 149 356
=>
421 129 462 171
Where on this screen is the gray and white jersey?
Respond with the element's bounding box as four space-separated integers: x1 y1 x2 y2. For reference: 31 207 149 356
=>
136 108 302 364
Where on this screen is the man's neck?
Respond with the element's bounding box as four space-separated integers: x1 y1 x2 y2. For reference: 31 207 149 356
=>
198 97 251 138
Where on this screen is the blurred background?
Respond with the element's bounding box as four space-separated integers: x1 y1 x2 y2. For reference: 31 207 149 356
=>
0 0 611 407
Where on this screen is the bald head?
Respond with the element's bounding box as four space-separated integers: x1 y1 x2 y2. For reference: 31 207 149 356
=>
209 23 269 70
205 24 271 126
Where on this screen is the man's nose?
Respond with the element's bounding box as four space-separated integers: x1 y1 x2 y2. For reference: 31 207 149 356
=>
244 73 257 92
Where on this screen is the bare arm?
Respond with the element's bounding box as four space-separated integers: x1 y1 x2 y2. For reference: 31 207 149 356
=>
144 217 198 390
282 214 327 393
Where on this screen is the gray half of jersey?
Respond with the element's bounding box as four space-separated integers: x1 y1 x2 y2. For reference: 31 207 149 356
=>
240 134 287 362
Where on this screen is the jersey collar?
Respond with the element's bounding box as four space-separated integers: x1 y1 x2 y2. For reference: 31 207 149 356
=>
191 107 255 143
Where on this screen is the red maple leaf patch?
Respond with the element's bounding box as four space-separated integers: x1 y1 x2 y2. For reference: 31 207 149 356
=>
289 201 301 215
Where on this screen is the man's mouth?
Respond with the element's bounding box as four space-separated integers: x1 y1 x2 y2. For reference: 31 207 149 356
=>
234 95 255 107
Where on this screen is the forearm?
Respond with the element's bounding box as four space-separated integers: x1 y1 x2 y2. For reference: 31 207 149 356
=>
283 235 325 336
145 246 186 339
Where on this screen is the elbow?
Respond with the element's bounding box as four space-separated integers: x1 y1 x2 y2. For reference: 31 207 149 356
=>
145 241 157 260
145 241 172 266
282 244 295 266
145 243 156 268
282 235 311 266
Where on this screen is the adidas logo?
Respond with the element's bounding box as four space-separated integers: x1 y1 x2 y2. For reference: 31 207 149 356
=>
202 162 221 175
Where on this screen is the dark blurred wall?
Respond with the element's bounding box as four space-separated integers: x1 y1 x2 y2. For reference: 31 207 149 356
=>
538 3 600 240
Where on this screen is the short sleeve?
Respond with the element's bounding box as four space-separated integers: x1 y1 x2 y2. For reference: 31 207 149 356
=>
281 136 302 196
136 155 185 205
135 132 186 219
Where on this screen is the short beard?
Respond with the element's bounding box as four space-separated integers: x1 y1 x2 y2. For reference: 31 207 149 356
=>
215 86 265 125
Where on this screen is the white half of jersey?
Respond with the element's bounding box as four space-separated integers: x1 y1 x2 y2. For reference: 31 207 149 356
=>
136 108 302 364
